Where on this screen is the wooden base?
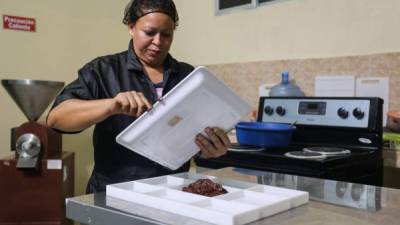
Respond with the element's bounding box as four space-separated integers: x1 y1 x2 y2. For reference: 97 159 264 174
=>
0 152 74 225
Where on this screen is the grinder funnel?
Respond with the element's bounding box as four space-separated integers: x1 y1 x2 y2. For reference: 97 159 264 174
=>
1 79 64 121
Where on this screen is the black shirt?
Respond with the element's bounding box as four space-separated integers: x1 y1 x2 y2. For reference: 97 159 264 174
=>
52 40 194 193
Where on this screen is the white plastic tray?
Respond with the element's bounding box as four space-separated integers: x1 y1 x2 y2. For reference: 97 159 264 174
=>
116 66 251 170
106 173 309 225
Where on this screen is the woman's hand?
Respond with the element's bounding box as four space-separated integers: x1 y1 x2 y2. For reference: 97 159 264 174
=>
195 127 231 158
110 91 152 117
47 91 152 132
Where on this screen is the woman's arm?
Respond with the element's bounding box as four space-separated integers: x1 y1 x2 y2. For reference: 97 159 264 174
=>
47 91 152 132
47 98 115 132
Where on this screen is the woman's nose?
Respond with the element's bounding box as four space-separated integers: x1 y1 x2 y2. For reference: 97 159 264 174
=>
152 34 162 45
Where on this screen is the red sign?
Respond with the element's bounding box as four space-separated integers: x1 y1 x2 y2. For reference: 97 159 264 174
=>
3 15 36 32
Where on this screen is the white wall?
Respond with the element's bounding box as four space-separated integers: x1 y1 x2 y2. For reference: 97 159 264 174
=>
1 0 399 195
0 0 129 194
172 0 400 65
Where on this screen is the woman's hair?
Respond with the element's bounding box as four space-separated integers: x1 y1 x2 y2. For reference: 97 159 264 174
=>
122 0 179 27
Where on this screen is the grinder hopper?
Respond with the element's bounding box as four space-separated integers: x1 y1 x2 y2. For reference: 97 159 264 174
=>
1 79 64 169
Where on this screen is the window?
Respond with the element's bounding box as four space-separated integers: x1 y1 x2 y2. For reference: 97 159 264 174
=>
218 0 252 10
215 0 255 15
216 0 281 15
259 0 277 3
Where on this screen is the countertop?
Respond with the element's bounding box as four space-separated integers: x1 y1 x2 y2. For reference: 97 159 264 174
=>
66 167 400 225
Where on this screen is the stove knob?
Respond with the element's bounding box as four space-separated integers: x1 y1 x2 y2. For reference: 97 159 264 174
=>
337 107 349 119
351 184 364 201
353 107 365 120
264 106 274 115
276 106 286 116
276 174 285 186
262 173 273 184
335 181 348 198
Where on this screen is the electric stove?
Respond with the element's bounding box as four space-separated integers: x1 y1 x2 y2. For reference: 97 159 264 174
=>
195 97 383 186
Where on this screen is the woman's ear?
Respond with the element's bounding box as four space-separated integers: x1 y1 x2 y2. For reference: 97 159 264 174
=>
128 23 135 37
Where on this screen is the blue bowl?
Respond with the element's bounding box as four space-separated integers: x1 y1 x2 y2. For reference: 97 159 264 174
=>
235 122 296 148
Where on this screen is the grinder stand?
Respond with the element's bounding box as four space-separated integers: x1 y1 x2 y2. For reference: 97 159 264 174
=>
0 79 74 225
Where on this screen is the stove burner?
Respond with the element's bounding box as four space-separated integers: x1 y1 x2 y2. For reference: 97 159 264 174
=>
303 147 351 156
284 151 327 160
228 143 264 152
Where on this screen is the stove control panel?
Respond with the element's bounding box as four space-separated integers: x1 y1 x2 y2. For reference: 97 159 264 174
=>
259 98 371 128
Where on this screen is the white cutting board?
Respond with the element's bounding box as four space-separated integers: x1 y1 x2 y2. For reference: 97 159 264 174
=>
314 76 355 97
116 66 251 170
356 77 389 126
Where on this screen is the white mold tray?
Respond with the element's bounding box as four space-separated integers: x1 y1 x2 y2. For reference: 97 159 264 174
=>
115 66 252 170
106 173 309 225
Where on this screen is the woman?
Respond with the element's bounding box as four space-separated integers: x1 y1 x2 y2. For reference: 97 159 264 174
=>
47 0 231 193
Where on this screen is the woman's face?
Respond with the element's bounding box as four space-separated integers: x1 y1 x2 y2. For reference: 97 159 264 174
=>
129 12 175 68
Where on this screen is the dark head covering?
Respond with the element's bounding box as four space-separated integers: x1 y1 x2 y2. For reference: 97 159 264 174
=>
122 0 179 27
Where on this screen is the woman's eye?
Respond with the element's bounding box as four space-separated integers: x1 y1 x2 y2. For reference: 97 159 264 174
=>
143 30 173 39
144 31 157 37
161 32 172 38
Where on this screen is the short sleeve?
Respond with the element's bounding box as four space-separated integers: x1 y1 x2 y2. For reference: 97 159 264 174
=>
48 63 101 134
51 63 99 109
